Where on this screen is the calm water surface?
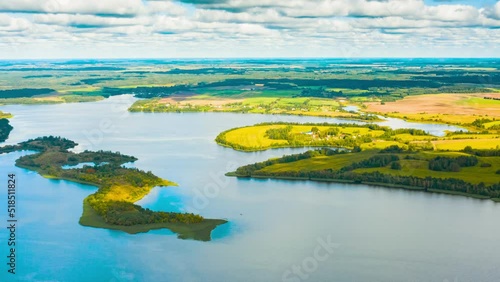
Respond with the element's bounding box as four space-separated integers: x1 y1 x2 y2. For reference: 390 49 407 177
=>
0 96 498 282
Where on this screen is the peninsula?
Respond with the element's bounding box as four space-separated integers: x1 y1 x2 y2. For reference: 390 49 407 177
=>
0 136 226 241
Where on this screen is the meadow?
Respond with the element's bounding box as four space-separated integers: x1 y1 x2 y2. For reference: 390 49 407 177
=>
229 147 500 201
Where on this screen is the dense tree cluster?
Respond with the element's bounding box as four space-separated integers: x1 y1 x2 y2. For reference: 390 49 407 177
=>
428 156 479 172
265 125 293 140
391 162 402 170
379 145 406 154
380 128 429 138
299 87 342 98
87 198 203 226
0 136 78 154
0 118 13 142
463 146 500 157
471 118 495 128
0 88 55 98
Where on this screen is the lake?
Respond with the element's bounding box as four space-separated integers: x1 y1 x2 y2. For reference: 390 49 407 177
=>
0 95 499 282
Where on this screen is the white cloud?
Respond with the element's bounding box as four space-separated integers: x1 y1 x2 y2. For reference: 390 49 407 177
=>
0 0 499 58
0 0 145 16
482 1 500 19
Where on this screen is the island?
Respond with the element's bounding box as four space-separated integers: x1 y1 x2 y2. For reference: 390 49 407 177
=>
0 136 227 241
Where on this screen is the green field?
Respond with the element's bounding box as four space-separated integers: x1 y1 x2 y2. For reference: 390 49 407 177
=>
260 150 375 174
229 147 500 200
355 156 500 185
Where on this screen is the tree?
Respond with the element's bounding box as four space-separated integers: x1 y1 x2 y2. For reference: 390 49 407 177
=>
391 162 402 170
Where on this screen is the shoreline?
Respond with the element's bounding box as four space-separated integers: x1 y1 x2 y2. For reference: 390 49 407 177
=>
227 173 499 202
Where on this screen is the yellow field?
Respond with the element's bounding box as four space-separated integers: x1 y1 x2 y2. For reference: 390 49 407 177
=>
484 121 500 128
360 140 404 150
364 93 500 127
223 125 289 149
432 139 500 150
394 134 435 141
222 124 386 150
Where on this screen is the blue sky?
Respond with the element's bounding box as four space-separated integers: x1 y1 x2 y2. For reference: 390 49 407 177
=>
0 0 499 59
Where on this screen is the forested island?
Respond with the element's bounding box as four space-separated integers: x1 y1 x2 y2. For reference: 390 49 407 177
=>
0 136 226 241
228 146 500 201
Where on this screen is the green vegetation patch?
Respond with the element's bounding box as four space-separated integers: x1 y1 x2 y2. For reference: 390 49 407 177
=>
0 136 226 241
216 122 432 152
229 146 500 200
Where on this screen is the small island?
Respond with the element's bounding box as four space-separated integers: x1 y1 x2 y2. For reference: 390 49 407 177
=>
0 136 226 241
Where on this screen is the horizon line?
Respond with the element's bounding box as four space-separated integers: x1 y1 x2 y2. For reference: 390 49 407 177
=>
0 57 499 61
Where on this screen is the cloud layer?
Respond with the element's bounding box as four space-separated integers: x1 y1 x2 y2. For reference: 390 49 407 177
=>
0 0 499 58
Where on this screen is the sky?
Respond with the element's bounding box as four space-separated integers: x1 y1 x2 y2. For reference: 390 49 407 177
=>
0 0 499 59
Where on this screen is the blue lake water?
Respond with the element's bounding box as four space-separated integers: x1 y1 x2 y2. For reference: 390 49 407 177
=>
0 95 499 282
61 162 109 170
